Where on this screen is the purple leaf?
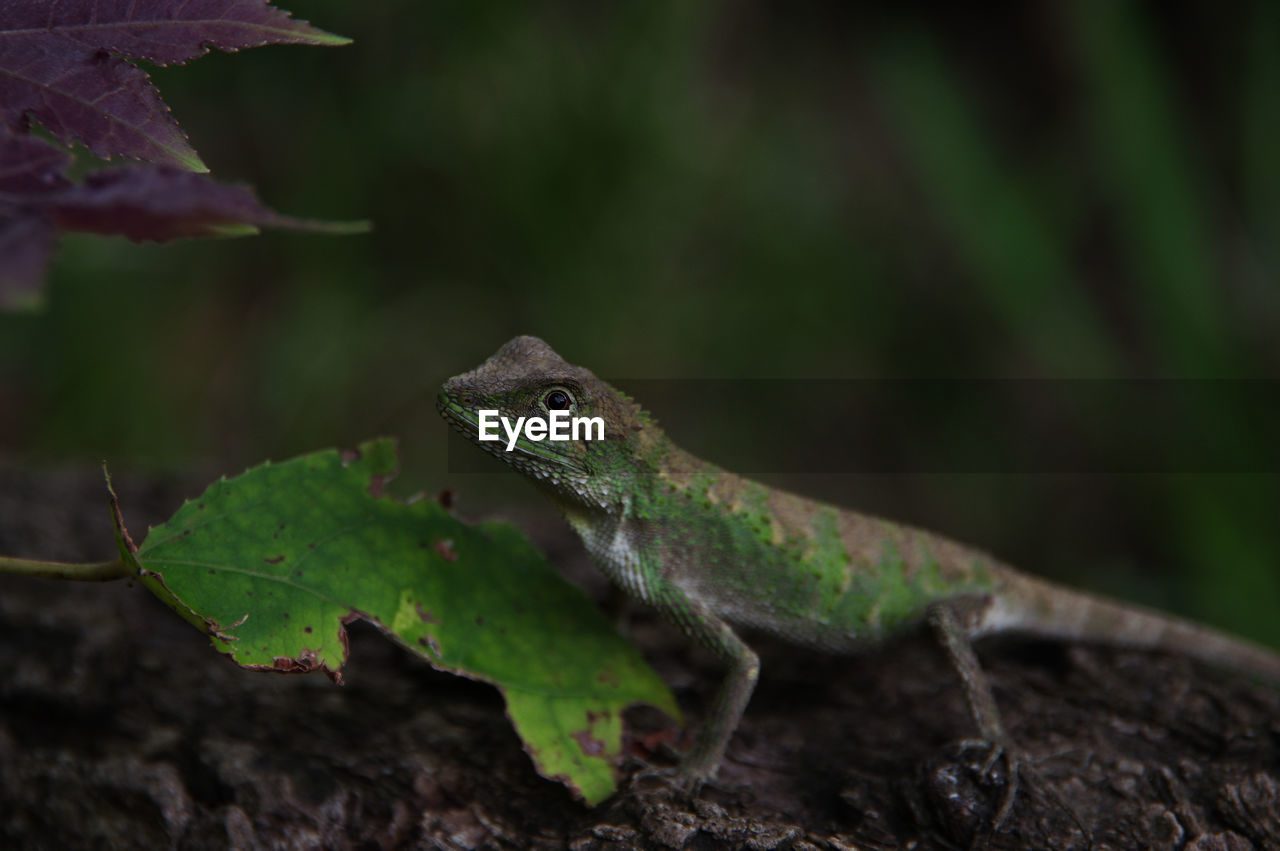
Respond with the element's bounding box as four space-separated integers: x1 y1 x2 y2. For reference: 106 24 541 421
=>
0 130 65 308
0 0 349 168
0 161 365 309
0 129 70 193
0 2 354 309
31 0 351 65
43 165 357 242
0 212 56 309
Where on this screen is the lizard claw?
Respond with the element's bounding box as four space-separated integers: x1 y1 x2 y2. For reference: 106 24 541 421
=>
923 737 1023 846
956 737 1012 779
628 763 715 803
950 737 1022 833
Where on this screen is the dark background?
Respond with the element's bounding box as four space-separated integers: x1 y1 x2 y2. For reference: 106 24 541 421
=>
1 1 1278 643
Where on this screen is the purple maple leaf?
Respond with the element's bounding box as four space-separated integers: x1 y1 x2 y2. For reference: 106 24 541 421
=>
0 213 57 306
43 165 357 242
0 127 70 192
0 137 362 308
0 2 357 310
0 0 348 168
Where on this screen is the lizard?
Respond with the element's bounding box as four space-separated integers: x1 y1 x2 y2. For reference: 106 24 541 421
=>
436 335 1280 820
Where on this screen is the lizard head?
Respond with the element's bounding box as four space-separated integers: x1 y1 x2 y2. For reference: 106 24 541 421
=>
437 336 661 506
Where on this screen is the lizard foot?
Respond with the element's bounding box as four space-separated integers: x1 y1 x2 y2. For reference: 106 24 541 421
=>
926 738 1023 844
628 763 720 803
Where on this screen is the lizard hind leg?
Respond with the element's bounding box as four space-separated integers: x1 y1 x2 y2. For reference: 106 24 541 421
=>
926 602 1021 834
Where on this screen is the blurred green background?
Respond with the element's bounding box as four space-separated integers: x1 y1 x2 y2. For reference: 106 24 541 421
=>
2 1 1278 642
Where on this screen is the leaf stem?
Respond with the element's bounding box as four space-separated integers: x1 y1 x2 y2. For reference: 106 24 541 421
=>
0 556 132 581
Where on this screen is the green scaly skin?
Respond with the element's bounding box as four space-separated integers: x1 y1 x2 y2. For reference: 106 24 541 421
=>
438 336 1280 808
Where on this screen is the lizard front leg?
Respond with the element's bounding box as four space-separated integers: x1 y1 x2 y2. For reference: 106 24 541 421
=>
644 573 760 787
597 502 761 787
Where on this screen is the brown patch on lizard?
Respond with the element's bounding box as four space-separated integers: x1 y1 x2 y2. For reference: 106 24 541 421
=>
767 487 824 548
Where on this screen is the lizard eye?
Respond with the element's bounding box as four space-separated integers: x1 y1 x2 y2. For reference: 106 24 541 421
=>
543 389 572 411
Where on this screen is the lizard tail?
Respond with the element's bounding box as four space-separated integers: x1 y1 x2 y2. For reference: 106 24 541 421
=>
981 570 1280 683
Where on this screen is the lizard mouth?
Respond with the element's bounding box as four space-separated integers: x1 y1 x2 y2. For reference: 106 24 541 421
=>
436 392 590 477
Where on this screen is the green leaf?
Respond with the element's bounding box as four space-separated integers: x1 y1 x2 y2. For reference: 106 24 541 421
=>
108 438 678 805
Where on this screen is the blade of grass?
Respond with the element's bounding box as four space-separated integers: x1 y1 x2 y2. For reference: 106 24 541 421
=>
871 32 1120 377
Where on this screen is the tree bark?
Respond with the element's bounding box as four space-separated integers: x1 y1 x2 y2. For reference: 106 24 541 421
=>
2 465 1278 849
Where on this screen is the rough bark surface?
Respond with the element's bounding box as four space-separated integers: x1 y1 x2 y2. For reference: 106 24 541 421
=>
2 465 1279 849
